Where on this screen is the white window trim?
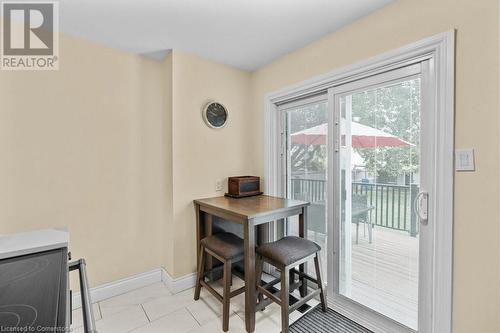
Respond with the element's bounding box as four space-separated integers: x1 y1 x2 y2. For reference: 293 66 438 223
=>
264 31 455 333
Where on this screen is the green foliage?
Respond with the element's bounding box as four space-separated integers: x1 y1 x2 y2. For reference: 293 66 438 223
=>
352 79 421 183
287 79 420 182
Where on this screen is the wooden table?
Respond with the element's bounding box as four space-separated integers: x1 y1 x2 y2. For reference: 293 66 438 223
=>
194 195 310 333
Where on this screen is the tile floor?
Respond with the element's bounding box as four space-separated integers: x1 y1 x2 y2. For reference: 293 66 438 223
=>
71 276 317 333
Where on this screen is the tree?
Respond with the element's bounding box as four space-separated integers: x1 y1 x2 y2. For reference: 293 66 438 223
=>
352 79 421 183
287 79 420 183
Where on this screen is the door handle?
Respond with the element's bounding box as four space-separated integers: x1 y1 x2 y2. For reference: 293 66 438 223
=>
414 191 429 224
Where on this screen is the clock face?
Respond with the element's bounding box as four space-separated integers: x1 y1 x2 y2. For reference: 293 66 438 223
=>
204 102 228 128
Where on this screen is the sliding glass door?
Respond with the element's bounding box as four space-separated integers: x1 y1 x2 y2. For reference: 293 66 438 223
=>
279 95 328 279
329 62 431 332
278 61 433 332
338 78 420 329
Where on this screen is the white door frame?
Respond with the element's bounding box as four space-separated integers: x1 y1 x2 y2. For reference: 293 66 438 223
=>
264 31 454 333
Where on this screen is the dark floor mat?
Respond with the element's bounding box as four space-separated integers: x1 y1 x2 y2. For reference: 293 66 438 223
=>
290 307 373 333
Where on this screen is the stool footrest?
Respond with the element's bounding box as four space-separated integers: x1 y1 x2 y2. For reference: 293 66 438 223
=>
200 280 223 302
230 286 246 298
289 289 321 313
260 277 281 290
256 280 303 312
257 285 282 306
291 268 319 285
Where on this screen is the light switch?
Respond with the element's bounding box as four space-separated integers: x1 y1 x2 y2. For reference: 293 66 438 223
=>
455 149 475 171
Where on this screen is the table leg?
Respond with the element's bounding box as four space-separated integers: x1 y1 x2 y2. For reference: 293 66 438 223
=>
195 204 203 267
299 206 308 297
195 205 214 281
244 220 256 333
204 214 213 279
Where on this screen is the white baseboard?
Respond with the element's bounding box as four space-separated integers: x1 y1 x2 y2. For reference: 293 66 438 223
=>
161 269 197 294
71 268 163 310
71 268 196 310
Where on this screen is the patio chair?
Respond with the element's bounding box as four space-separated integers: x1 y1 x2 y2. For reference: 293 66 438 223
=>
351 193 373 244
308 201 326 242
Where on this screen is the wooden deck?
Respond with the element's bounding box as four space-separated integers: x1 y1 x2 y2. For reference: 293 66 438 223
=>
313 226 418 330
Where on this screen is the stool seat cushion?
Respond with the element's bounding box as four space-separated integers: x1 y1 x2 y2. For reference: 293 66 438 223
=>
201 233 244 260
257 236 321 266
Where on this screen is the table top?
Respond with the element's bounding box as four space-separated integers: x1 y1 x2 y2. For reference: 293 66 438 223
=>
194 195 309 220
0 229 69 260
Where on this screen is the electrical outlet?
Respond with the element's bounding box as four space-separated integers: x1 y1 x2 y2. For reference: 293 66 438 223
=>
215 179 223 191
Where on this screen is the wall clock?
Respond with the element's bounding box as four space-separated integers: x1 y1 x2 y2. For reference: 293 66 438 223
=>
202 101 228 129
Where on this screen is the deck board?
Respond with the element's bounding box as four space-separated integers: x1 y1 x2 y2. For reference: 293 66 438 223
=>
312 226 418 330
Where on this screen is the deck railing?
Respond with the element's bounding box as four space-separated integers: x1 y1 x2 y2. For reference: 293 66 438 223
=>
290 178 327 203
290 178 419 236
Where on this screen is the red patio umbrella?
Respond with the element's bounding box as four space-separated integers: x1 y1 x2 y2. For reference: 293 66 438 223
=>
290 122 412 148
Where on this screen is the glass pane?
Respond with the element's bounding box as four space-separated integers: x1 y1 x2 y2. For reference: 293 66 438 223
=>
339 78 420 330
285 100 327 279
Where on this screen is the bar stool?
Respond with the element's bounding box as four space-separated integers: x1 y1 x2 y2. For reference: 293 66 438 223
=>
194 232 246 332
255 236 327 333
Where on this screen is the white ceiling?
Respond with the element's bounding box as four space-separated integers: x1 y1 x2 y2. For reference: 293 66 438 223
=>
60 0 393 71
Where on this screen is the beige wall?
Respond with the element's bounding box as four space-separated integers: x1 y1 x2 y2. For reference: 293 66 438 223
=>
250 0 500 332
169 49 253 277
163 52 174 274
163 53 174 275
0 34 168 287
0 32 254 283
